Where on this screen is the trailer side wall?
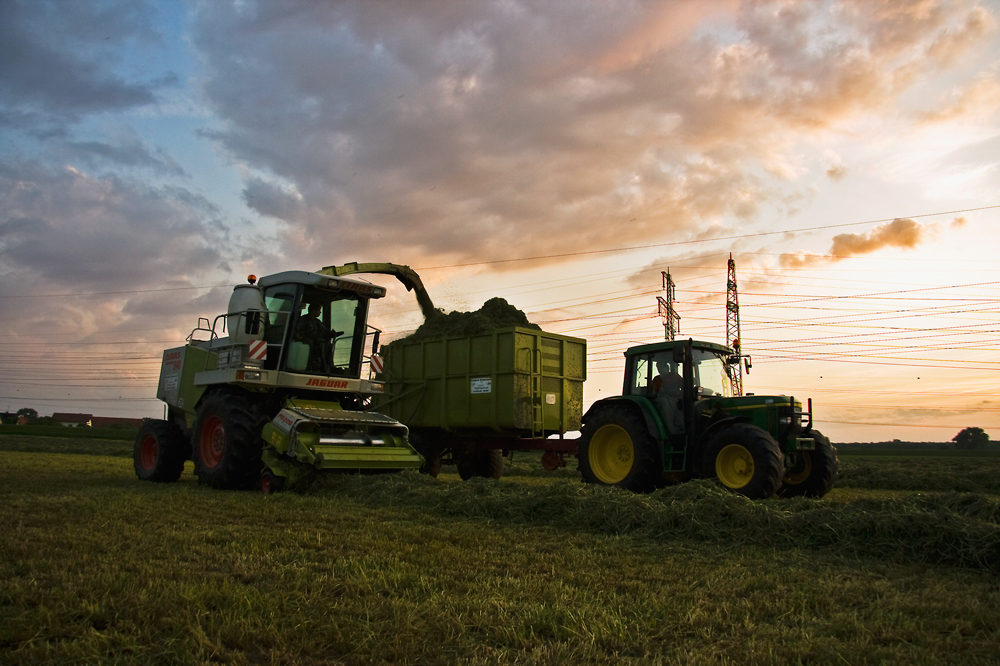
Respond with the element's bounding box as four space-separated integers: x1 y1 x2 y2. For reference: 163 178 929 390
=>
377 327 586 435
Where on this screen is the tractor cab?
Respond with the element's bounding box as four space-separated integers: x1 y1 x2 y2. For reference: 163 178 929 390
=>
623 339 735 436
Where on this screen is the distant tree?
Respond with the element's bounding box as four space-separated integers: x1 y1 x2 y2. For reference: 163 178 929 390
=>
30 416 61 426
16 407 38 423
952 427 989 450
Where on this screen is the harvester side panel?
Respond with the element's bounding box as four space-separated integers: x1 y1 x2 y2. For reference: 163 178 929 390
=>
157 345 217 425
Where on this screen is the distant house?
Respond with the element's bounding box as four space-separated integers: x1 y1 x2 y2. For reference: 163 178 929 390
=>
91 416 144 430
52 413 93 427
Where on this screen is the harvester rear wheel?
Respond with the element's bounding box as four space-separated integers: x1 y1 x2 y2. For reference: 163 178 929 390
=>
457 448 504 480
703 423 784 499
578 403 660 493
133 419 188 482
778 430 839 498
192 392 265 490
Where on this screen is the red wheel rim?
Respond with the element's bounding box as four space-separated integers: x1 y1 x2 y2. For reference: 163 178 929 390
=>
261 473 273 494
199 415 225 468
140 435 158 470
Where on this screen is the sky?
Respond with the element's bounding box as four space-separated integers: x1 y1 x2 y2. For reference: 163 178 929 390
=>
2 0 999 444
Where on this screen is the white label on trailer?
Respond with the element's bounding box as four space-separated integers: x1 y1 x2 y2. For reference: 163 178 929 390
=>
546 393 557 405
470 377 492 394
164 375 179 392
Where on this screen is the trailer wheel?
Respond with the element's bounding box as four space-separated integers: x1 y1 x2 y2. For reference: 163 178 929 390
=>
703 423 784 499
778 430 839 498
133 419 188 482
578 404 660 493
191 392 265 490
457 448 504 480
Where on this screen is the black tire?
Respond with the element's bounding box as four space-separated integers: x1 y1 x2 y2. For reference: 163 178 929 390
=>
778 430 839 498
457 447 504 480
191 392 265 490
423 449 443 478
410 431 443 477
260 468 286 495
702 423 785 499
578 403 661 493
133 419 189 482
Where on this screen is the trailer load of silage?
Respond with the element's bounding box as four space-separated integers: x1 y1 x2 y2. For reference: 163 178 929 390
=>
398 297 541 343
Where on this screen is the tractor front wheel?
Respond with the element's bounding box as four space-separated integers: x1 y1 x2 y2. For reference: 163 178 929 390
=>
191 392 265 490
778 430 839 498
703 423 784 499
133 419 188 482
578 404 661 493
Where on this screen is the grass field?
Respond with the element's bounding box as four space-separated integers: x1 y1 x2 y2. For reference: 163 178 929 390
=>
2 436 999 665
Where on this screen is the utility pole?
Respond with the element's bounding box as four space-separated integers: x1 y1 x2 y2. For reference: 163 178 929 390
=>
726 254 744 396
658 270 680 341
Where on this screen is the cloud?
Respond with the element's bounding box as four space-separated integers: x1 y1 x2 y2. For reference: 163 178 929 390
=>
0 160 230 336
830 218 923 257
777 215 968 269
0 0 168 129
185 0 996 270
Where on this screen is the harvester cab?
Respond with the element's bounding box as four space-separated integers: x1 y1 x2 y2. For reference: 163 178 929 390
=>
134 270 423 493
578 338 838 499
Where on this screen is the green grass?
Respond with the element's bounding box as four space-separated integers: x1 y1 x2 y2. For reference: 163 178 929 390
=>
2 439 999 665
0 424 138 440
837 451 1000 494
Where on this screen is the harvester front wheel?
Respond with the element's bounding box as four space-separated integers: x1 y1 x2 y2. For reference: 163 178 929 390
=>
133 419 188 482
260 469 286 495
192 392 265 490
578 404 660 493
703 423 784 499
778 430 839 498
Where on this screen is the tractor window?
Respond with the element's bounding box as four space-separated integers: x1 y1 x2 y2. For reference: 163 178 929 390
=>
630 357 651 394
692 350 731 397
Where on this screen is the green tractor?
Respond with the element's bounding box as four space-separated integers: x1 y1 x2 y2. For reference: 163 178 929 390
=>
578 338 837 499
133 268 423 492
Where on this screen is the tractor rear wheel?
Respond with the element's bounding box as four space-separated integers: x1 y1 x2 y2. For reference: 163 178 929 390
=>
778 430 839 498
457 447 504 480
133 419 188 482
703 423 784 499
191 392 265 490
578 403 661 493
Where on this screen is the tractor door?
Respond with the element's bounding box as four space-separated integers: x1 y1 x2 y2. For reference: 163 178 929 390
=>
625 351 685 436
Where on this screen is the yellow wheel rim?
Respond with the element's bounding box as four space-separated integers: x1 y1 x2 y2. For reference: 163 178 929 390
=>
783 451 813 485
716 444 755 489
589 424 635 484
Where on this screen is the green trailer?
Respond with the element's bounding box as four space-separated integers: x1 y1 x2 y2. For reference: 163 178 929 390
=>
375 326 587 478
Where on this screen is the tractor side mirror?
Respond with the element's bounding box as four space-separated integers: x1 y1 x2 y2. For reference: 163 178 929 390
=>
744 356 752 374
371 330 381 355
244 309 262 336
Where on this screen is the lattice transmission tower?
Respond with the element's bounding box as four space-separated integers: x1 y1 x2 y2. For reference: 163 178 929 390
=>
726 254 744 396
657 270 680 341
